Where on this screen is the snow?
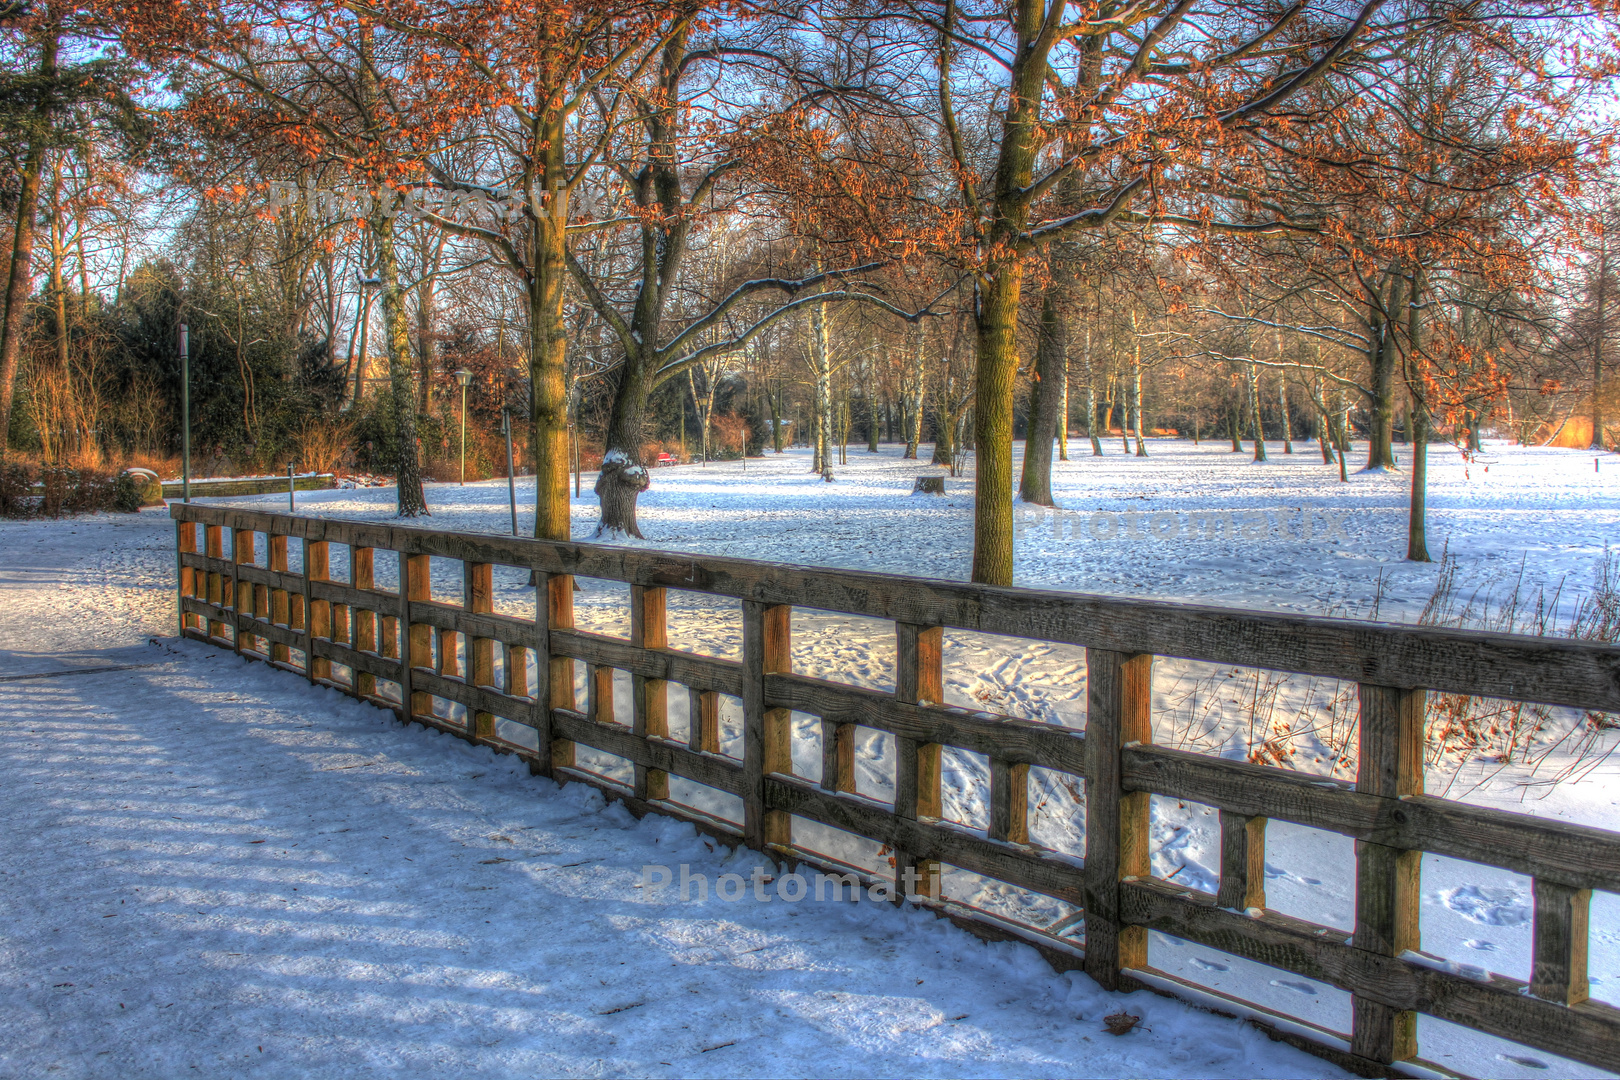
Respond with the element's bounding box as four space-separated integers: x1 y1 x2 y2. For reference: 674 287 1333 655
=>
3 437 1618 1078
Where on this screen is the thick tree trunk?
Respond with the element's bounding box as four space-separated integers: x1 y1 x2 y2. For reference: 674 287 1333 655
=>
810 299 833 480
1365 271 1402 470
1084 342 1102 456
973 267 1022 585
769 381 784 452
1247 363 1267 462
1017 289 1064 506
1229 395 1243 452
597 342 657 537
372 213 428 516
0 31 52 461
1279 376 1293 453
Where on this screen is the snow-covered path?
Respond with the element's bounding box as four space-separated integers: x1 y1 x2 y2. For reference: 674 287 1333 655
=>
0 511 1342 1079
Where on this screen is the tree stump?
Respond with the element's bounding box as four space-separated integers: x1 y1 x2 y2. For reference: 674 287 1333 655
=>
913 475 946 495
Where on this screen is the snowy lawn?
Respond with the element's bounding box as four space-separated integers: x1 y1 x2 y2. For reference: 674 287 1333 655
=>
2 439 1618 1078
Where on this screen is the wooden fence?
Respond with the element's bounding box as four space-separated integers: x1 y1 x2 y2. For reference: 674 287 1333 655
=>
171 502 1620 1078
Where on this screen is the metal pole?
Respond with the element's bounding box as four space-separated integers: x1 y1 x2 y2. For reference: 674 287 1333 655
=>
460 381 468 485
180 324 190 503
288 462 296 511
504 409 518 536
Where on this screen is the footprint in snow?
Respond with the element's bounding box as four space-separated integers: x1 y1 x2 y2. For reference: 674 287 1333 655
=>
1464 938 1497 952
1270 979 1318 995
1497 1054 1548 1070
1190 957 1229 972
1440 885 1530 926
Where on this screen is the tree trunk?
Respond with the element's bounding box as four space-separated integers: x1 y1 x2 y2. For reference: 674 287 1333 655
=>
1407 402 1430 561
972 267 1022 585
1057 347 1069 461
810 298 833 480
0 29 53 461
1595 236 1608 451
1365 269 1402 470
905 326 926 459
1247 362 1267 462
1017 288 1064 506
596 336 658 536
1279 377 1293 453
372 211 428 516
768 380 783 452
1132 358 1147 456
1084 336 1102 455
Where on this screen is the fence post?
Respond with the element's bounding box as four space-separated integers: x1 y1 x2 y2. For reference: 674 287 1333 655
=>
1532 879 1592 1005
204 525 226 640
742 601 792 850
352 547 376 699
895 623 943 900
1216 812 1268 912
534 572 574 776
1083 649 1153 990
400 552 432 721
233 528 255 656
268 535 290 664
304 540 330 682
631 585 669 801
175 519 196 637
466 561 495 740
1351 683 1424 1065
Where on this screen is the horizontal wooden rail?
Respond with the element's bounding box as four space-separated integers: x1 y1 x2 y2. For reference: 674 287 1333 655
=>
171 503 1620 1079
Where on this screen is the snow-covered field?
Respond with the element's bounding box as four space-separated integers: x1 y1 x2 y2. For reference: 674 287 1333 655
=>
2 438 1617 1078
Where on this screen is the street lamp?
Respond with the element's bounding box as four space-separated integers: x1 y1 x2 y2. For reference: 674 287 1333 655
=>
179 324 190 503
454 369 473 486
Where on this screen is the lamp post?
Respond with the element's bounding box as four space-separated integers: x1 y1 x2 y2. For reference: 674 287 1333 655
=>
454 369 473 485
179 324 190 503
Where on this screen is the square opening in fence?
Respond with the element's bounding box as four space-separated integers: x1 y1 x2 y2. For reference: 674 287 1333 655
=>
1416 1011 1608 1080
941 629 1085 728
662 591 741 662
1147 794 1222 897
788 610 894 692
1152 658 1354 778
569 744 634 789
1418 852 1533 986
791 816 891 882
665 776 742 830
570 577 631 639
326 542 351 584
836 725 896 805
934 864 1077 936
423 556 459 605
1258 820 1354 934
488 564 537 622
936 747 989 832
1026 766 1086 858
1144 930 1352 1040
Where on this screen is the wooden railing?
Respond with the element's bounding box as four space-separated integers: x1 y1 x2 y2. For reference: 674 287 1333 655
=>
171 502 1620 1079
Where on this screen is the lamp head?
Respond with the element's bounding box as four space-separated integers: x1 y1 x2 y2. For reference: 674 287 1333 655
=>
454 369 473 387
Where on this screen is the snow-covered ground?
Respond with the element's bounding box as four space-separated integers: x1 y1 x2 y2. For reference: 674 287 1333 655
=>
2 438 1617 1078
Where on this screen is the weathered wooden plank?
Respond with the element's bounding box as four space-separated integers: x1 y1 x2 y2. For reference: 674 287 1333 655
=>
401 552 431 721
689 688 720 755
352 547 377 699
1352 684 1424 1064
549 707 743 796
741 602 792 849
1216 812 1267 912
543 573 574 774
170 504 1620 713
1084 649 1153 990
305 540 331 683
767 670 1086 776
176 519 197 635
1122 876 1620 1073
232 528 254 656
1532 879 1592 1006
267 534 290 664
764 774 1084 907
895 622 944 901
552 628 743 696
988 758 1029 845
1122 744 1620 893
467 561 495 739
631 585 670 802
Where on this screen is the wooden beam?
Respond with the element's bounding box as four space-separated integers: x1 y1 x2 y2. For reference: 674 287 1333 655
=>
895 623 944 900
1084 649 1153 990
1532 878 1591 1005
1351 683 1424 1065
352 547 377 699
467 561 495 739
305 540 330 682
742 601 792 849
1216 812 1267 912
631 585 669 801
